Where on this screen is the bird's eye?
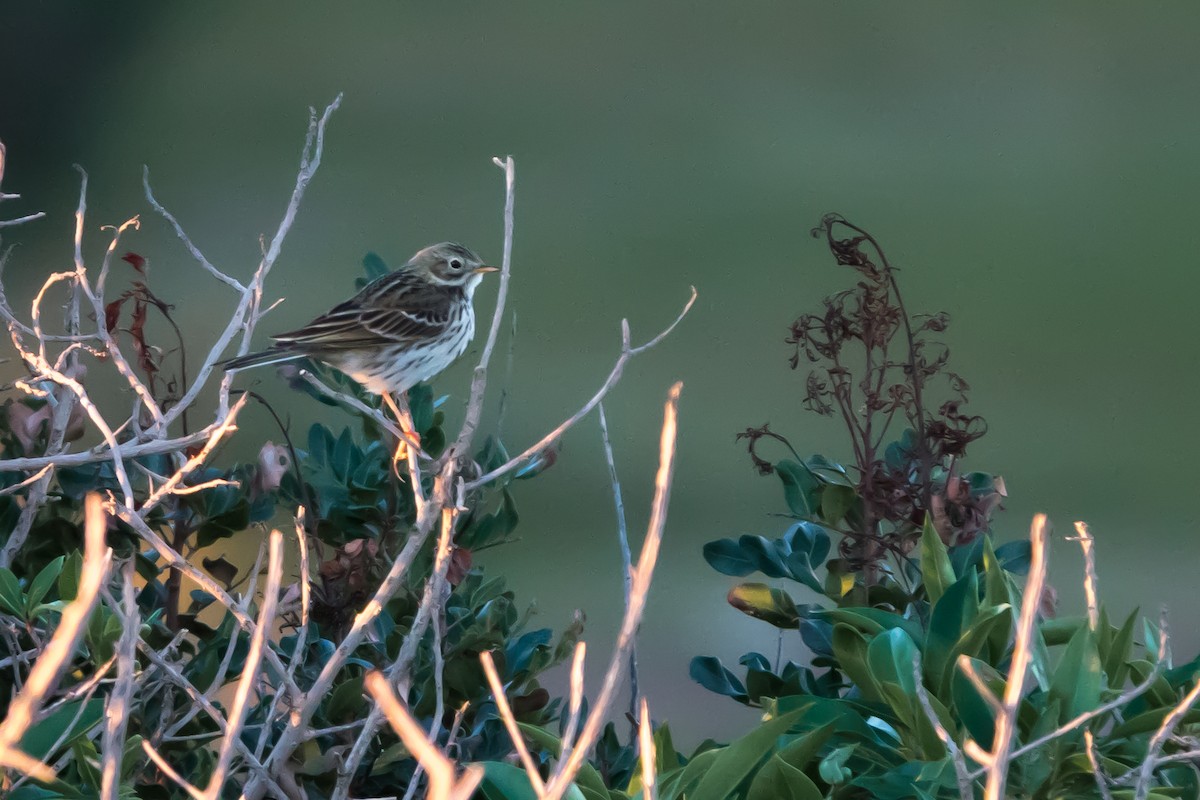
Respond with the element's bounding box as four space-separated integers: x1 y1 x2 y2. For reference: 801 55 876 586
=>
448 259 464 271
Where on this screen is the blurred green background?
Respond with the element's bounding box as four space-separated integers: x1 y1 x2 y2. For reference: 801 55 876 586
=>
3 3 1200 740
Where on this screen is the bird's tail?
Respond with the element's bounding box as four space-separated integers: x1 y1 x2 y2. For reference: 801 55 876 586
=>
222 348 304 372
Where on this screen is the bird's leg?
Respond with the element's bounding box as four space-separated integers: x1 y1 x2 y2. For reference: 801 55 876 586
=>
383 392 427 467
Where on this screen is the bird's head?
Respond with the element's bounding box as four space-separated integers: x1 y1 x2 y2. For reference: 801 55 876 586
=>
406 242 497 292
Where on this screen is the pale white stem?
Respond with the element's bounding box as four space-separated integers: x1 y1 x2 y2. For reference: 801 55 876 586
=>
136 641 288 798
0 213 46 228
454 156 516 450
598 402 637 719
142 168 245 292
638 698 658 800
142 742 204 800
560 642 587 758
0 465 53 497
114 508 299 696
100 560 139 800
1134 675 1200 799
1084 730 1114 800
137 393 249 514
0 420 236 472
982 514 1050 800
912 658 972 799
0 494 111 780
543 382 682 800
201 529 283 800
333 497 459 799
467 289 696 490
1070 521 1100 631
479 650 546 794
364 672 484 800
299 370 405 441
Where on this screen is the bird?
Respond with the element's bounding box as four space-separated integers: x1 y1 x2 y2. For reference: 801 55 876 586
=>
224 242 497 440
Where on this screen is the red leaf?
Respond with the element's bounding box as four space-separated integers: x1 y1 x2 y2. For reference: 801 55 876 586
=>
121 252 146 273
104 299 123 334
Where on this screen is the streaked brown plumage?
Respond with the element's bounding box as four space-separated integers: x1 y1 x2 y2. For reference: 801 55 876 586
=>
224 242 496 396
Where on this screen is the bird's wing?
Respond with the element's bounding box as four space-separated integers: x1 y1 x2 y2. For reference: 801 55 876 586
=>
272 270 454 350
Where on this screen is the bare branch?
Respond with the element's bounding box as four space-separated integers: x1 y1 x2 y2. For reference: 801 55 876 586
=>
467 289 696 490
364 672 484 800
543 382 682 800
638 698 658 800
0 494 111 780
980 514 1050 800
100 560 139 800
202 529 284 799
1069 521 1100 630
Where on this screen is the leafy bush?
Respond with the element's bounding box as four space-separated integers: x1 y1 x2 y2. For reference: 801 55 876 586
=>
686 217 1200 799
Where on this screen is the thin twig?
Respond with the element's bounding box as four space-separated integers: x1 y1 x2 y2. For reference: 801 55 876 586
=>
638 698 658 800
467 290 696 490
913 657 972 799
978 514 1050 800
364 672 484 800
480 650 546 793
1084 730 1114 800
100 559 139 800
202 529 283 799
598 402 638 725
1069 521 1100 631
0 494 111 780
543 382 682 800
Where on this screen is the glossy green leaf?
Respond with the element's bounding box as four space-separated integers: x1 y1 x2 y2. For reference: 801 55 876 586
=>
25 555 64 615
688 708 805 800
817 744 854 785
747 754 822 800
831 623 882 702
924 571 979 686
19 699 103 761
0 567 24 616
1049 624 1103 721
57 551 82 602
775 460 819 517
478 761 586 800
1104 609 1138 688
690 656 750 703
919 515 956 605
820 607 925 646
702 538 758 576
819 484 856 526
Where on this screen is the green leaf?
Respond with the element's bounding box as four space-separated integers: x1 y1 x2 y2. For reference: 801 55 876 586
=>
919 515 956 605
690 656 749 703
1104 609 1138 689
25 556 64 616
727 583 802 628
819 484 856 526
57 551 82 602
924 571 979 687
478 762 586 800
831 623 882 703
0 567 24 616
688 708 805 800
19 699 103 761
1049 624 1103 722
776 460 819 517
702 538 758 576
747 754 823 800
819 607 925 646
817 744 854 785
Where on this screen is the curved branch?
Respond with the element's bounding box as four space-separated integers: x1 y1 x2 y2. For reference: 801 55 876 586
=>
466 287 696 490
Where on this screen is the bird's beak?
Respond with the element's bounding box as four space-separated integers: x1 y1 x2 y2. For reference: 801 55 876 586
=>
474 265 500 274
